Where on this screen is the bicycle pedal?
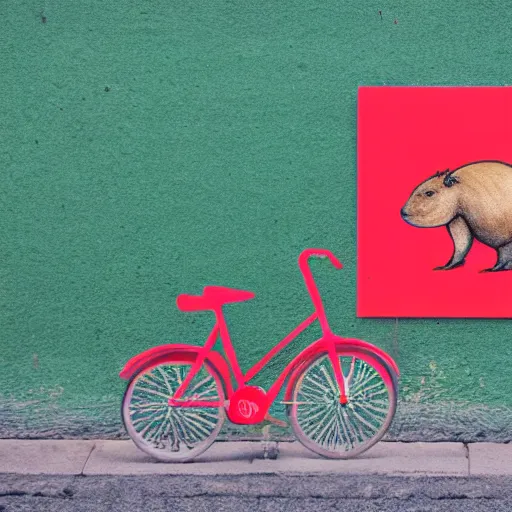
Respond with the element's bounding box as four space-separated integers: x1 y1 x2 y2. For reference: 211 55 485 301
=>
264 413 288 428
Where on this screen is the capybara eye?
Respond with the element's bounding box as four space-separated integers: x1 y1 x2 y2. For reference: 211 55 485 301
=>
425 191 435 197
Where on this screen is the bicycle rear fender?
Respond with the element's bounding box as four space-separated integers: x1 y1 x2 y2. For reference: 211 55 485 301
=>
119 344 234 397
283 336 399 401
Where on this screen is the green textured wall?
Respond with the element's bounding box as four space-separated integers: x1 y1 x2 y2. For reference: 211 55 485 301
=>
2 0 512 440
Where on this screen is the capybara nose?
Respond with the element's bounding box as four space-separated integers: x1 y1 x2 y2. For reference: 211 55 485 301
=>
401 208 409 218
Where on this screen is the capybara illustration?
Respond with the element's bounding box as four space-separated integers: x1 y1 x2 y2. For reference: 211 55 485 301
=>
401 161 512 272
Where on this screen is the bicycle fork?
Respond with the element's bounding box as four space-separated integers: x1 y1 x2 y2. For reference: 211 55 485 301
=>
327 340 349 404
282 341 351 407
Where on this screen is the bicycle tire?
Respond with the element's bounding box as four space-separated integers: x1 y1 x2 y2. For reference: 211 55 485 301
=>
122 357 225 462
287 346 397 459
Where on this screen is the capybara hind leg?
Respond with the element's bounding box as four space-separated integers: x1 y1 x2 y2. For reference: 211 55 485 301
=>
481 242 512 272
434 216 473 270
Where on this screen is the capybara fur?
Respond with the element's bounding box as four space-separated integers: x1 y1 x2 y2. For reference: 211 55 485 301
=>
401 161 512 272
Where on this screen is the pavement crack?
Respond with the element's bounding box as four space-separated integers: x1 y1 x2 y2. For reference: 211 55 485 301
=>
0 491 28 497
80 442 96 475
127 493 502 501
433 495 499 501
464 442 470 476
0 490 72 499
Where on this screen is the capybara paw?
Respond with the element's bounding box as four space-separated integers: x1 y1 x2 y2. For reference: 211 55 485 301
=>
481 262 512 272
434 260 465 271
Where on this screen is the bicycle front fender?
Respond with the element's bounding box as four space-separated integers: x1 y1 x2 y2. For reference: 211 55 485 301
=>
119 344 234 397
282 336 399 402
341 338 400 376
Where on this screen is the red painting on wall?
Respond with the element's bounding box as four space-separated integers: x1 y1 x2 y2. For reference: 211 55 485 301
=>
357 86 512 318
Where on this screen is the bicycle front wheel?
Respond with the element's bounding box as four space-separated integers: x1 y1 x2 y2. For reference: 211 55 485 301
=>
122 358 225 462
287 347 397 459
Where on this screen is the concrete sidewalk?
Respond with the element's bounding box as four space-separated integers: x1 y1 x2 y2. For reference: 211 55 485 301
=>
0 440 510 477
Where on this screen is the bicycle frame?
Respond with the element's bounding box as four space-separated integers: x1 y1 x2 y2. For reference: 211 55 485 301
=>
168 249 348 413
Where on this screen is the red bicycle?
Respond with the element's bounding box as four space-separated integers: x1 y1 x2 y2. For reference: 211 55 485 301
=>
120 249 399 462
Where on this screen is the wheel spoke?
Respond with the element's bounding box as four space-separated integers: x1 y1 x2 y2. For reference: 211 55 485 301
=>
346 406 369 442
147 409 171 445
336 409 353 449
130 401 166 411
188 375 214 395
139 412 167 438
141 371 175 392
344 357 356 385
352 369 382 393
310 413 336 445
319 365 338 394
298 402 333 425
179 409 218 434
174 366 184 385
351 408 381 432
342 409 361 446
360 402 389 416
131 406 166 428
304 373 332 395
355 402 388 425
352 379 386 396
156 366 175 395
133 385 170 401
300 385 328 402
301 406 330 436
191 384 220 400
174 412 207 446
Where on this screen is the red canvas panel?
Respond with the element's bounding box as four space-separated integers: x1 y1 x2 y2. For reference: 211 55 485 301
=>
357 86 512 318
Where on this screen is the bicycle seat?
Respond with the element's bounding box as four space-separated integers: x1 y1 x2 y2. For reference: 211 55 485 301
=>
176 286 255 312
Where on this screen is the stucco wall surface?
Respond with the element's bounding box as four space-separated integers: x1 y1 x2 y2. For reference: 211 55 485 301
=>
2 0 512 440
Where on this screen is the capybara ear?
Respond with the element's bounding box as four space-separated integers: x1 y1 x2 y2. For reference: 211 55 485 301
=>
434 169 450 179
443 172 459 188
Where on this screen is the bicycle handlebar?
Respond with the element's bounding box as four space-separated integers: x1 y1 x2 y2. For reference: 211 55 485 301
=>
298 248 343 270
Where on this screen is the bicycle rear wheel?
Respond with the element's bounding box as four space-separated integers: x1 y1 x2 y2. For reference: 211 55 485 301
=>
122 358 225 462
287 347 397 459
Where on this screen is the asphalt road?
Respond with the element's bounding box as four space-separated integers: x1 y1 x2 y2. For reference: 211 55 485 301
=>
1 473 512 512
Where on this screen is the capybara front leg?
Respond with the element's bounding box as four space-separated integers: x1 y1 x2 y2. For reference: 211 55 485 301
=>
481 242 512 272
434 216 473 270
